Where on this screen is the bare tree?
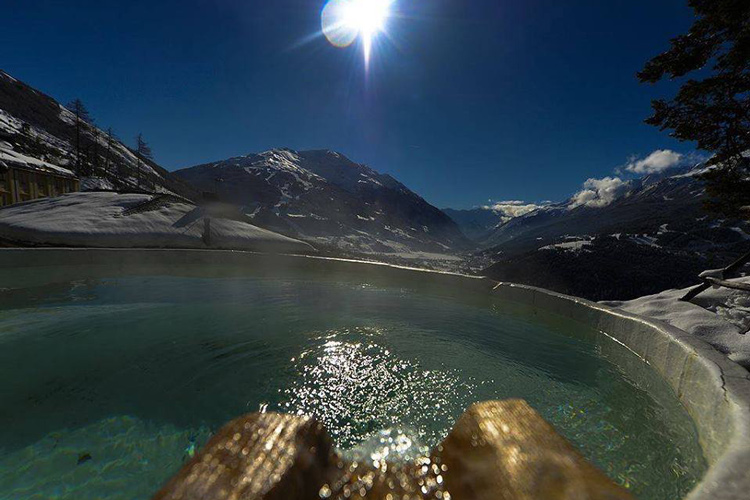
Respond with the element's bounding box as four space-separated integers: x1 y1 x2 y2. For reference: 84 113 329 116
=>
135 133 153 190
104 127 115 179
92 128 101 177
66 99 92 176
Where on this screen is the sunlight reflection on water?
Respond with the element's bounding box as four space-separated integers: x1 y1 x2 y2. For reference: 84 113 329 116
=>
279 326 476 449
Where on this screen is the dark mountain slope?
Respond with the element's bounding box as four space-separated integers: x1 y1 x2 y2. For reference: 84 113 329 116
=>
176 149 469 254
479 167 750 300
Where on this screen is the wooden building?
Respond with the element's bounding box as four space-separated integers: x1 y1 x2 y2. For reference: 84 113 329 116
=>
0 159 79 207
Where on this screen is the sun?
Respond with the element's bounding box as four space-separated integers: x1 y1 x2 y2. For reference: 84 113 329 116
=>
322 0 393 65
342 0 390 37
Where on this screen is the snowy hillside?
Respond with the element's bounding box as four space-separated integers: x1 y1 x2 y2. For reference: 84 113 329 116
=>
481 166 749 253
477 166 750 300
0 70 196 199
176 149 469 254
0 192 313 253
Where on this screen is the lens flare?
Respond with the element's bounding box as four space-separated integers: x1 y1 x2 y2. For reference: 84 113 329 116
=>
321 0 393 65
321 0 358 48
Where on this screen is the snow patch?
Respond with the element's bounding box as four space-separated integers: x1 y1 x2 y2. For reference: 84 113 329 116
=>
629 234 660 248
539 239 592 253
0 142 75 177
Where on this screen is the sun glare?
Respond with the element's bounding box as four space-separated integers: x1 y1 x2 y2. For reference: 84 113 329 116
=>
322 0 393 65
344 0 390 37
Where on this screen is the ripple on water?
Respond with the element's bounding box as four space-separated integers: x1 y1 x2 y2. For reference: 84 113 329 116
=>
277 326 477 449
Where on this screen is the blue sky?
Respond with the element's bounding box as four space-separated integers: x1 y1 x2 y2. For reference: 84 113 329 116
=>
1 0 695 208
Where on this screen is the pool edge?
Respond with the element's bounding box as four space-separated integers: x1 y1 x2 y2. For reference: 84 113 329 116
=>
489 281 750 500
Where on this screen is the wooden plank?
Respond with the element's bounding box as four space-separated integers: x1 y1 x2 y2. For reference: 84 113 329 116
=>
681 249 750 301
680 282 712 302
703 276 750 292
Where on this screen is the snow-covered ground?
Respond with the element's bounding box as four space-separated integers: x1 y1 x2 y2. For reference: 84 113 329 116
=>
0 192 314 254
0 140 76 178
538 237 593 253
603 277 750 368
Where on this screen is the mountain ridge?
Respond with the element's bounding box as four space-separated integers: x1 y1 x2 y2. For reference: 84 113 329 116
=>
175 148 470 255
474 165 750 300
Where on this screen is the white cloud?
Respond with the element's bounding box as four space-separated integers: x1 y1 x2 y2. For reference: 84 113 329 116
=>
569 176 629 209
482 200 543 219
494 200 526 205
625 149 683 174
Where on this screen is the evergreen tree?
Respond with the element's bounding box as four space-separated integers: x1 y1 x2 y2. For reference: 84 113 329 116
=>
638 0 750 219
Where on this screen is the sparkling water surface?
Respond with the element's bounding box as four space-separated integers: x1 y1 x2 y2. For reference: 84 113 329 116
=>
0 272 706 499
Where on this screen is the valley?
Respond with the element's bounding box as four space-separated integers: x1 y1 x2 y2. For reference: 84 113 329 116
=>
1 69 748 300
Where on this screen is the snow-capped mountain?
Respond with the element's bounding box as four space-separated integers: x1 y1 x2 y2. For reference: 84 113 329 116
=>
480 166 739 252
175 149 469 254
0 70 196 199
477 166 750 300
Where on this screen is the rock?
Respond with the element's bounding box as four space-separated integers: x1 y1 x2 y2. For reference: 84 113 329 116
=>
152 413 335 500
153 401 633 500
436 400 634 500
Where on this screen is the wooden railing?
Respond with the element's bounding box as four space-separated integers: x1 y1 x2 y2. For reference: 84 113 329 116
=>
681 250 750 302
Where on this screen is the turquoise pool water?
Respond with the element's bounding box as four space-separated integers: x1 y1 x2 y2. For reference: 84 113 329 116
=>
0 272 705 499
